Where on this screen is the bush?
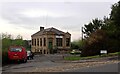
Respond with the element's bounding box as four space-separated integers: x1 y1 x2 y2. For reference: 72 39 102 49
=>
81 30 107 57
2 51 9 65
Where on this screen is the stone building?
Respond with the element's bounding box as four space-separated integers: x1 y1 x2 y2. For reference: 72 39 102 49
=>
31 27 71 54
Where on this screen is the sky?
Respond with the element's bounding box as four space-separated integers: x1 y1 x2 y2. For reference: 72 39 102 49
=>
0 0 119 41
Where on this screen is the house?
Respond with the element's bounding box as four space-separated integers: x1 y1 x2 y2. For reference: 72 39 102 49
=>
31 27 71 54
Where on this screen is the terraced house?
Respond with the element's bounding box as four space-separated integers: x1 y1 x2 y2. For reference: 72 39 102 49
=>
31 27 71 54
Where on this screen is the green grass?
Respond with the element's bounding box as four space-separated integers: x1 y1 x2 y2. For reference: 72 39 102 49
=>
64 55 100 61
64 52 120 61
80 55 100 60
64 56 80 61
108 52 119 56
118 52 120 55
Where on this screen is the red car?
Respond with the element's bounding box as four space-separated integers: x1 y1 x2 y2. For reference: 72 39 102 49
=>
8 46 27 63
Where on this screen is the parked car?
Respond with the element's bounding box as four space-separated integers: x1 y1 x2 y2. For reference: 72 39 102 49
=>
70 49 81 54
8 46 27 63
27 50 34 60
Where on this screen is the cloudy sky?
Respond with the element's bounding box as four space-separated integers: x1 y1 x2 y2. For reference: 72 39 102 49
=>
0 0 119 41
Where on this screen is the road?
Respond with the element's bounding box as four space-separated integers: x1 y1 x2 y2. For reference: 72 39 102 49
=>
2 54 119 72
66 63 119 72
2 54 67 72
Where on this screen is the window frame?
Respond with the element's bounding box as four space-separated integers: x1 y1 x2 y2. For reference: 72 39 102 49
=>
56 38 63 47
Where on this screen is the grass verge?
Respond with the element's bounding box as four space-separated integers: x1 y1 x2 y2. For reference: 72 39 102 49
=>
64 55 100 61
64 52 120 61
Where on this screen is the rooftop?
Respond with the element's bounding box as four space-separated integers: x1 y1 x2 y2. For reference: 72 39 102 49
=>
31 27 70 37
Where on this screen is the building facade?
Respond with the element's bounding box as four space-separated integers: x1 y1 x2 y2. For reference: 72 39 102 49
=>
31 27 71 54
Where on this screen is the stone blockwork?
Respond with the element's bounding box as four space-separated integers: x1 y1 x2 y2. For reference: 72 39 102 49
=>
31 27 71 54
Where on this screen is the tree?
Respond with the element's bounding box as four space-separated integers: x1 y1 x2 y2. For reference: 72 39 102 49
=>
23 40 31 50
2 33 25 50
110 1 120 27
81 1 120 56
81 30 108 56
11 39 25 46
71 41 79 49
2 38 12 51
108 1 120 52
16 34 23 39
83 18 104 38
2 33 12 51
2 33 13 64
110 1 120 39
71 40 85 50
2 33 13 39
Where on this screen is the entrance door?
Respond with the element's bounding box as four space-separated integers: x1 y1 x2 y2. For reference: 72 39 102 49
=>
48 42 53 50
48 38 53 53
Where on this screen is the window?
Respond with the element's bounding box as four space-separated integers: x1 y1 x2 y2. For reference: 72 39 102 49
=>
37 38 39 46
40 50 42 54
44 50 46 54
35 39 36 46
56 38 62 46
66 38 70 46
44 38 46 46
40 38 42 46
32 39 33 45
10 48 22 52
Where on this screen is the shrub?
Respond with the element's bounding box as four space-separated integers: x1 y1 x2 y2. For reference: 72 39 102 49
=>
2 51 9 65
81 30 107 57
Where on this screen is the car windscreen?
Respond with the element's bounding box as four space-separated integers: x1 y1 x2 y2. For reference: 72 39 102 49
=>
10 48 22 52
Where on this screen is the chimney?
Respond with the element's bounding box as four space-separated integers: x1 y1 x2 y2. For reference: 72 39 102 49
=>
40 27 44 31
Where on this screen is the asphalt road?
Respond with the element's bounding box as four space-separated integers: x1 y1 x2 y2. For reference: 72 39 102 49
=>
2 54 66 72
2 54 119 72
66 63 119 72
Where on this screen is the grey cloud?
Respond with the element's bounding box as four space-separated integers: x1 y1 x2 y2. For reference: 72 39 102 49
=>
1 2 113 33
